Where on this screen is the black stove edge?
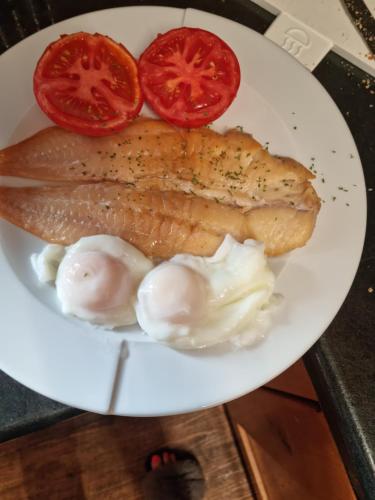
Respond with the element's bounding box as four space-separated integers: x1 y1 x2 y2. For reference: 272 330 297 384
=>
304 350 374 500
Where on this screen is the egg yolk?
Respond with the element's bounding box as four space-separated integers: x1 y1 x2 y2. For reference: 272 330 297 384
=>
57 251 133 312
140 263 208 325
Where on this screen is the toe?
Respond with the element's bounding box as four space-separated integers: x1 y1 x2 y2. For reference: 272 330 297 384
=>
151 454 161 470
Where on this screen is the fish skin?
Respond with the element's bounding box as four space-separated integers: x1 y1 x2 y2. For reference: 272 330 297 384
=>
0 117 319 212
0 183 248 258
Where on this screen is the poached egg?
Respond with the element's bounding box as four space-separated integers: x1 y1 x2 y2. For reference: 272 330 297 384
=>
135 235 276 348
32 235 153 327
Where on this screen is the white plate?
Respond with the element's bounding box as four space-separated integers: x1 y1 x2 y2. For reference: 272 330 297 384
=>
0 7 366 415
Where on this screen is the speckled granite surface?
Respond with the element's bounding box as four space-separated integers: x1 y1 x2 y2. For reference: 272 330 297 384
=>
0 1 374 498
0 371 80 442
304 49 375 500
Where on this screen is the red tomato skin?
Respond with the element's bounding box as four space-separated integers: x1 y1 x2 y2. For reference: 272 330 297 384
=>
33 32 143 137
139 27 241 128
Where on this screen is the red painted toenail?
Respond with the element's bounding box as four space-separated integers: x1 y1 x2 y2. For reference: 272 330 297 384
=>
151 455 161 470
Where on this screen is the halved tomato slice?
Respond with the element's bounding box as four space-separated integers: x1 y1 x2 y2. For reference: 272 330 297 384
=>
139 27 240 128
33 32 143 136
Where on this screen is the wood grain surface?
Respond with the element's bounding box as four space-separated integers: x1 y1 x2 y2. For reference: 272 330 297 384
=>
227 388 355 500
0 405 253 500
265 360 318 401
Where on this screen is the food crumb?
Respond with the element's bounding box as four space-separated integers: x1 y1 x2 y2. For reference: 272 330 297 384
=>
361 78 372 89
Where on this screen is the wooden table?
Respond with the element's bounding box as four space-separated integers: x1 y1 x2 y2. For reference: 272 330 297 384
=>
0 405 253 499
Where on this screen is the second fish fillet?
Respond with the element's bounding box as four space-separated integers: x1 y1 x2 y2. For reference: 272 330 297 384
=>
0 183 248 258
0 183 318 256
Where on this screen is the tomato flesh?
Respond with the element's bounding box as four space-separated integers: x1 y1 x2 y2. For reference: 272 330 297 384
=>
139 28 240 128
34 32 143 136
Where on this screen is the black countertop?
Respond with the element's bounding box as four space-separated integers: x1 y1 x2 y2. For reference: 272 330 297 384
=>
0 1 374 498
304 52 375 500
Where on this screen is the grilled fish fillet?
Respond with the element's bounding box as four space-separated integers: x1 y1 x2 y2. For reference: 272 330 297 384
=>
0 183 247 258
0 118 320 214
0 183 316 257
